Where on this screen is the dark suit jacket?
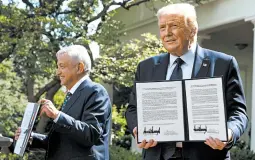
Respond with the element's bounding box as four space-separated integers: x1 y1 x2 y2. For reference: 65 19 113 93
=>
125 45 248 160
32 78 112 160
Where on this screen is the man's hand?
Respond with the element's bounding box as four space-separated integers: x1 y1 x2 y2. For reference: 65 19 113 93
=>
14 127 33 145
204 128 233 150
133 127 157 149
39 99 59 119
14 127 21 141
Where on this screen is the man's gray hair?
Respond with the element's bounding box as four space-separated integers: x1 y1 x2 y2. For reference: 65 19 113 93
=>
157 3 198 28
56 45 91 74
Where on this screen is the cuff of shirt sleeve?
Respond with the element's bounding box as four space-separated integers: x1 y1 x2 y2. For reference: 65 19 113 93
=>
53 111 61 123
225 129 234 149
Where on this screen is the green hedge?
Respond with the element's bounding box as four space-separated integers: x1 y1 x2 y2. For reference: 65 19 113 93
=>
231 140 255 160
2 141 255 160
0 145 141 160
110 145 142 160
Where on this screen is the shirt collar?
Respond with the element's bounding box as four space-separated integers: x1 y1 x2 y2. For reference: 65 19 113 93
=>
68 75 89 94
169 43 196 67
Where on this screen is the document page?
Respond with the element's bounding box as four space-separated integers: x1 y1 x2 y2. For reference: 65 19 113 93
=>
185 77 227 141
14 103 39 156
136 81 185 142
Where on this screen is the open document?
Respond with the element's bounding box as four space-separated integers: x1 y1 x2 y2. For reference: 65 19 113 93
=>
14 103 40 156
136 77 227 143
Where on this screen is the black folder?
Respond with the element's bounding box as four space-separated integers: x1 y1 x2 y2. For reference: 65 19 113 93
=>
136 77 228 143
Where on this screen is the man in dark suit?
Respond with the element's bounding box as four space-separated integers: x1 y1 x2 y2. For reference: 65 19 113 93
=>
15 45 112 160
125 3 248 160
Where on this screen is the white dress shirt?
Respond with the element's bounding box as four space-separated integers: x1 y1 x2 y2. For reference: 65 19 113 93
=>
166 44 196 80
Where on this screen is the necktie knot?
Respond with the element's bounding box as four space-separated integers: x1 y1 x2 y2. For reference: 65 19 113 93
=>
66 92 72 98
175 58 184 66
62 92 72 110
170 58 184 80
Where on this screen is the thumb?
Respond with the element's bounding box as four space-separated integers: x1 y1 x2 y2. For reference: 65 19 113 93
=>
133 127 137 136
39 98 47 104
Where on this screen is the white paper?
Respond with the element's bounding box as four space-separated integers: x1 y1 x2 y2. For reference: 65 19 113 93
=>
14 103 39 156
136 81 185 142
185 78 227 141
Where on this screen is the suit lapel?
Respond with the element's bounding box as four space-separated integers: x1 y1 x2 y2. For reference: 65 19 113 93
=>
192 45 211 78
62 78 89 113
151 48 210 80
152 53 169 81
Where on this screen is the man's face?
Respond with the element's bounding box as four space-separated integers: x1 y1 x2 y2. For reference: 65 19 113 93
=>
56 54 79 90
158 14 191 56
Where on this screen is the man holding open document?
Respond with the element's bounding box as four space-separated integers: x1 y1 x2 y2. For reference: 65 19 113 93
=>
125 3 248 160
14 45 112 160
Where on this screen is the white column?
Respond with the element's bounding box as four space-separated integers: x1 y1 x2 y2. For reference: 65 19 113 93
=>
245 16 255 151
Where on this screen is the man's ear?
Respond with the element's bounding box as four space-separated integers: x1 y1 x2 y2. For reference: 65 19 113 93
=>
77 62 85 74
189 27 197 40
186 18 197 41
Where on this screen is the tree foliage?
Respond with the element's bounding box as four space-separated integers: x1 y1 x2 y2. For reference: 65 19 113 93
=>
92 33 165 87
0 61 26 136
0 0 215 111
0 0 158 135
0 61 27 159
